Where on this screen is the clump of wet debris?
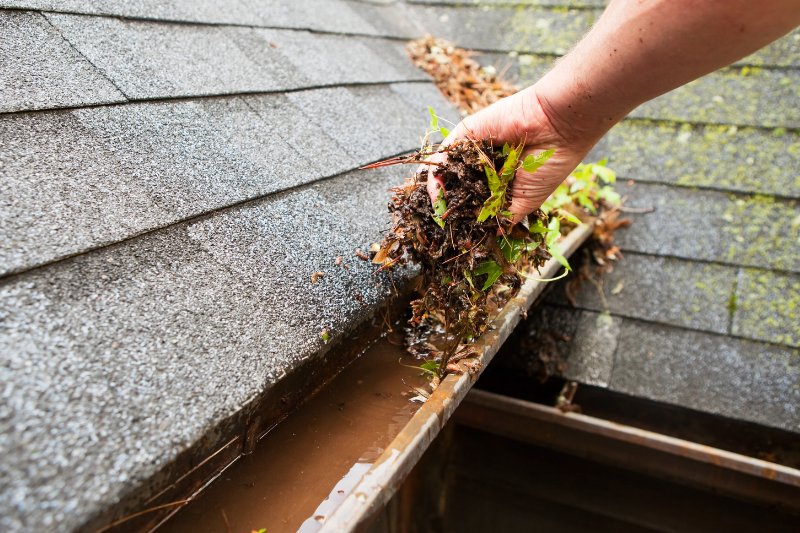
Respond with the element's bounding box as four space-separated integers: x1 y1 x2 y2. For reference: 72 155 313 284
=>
407 35 517 116
359 36 631 385
366 136 567 380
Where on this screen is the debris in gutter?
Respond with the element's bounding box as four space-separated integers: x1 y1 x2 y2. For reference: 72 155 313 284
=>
360 36 631 390
407 35 517 115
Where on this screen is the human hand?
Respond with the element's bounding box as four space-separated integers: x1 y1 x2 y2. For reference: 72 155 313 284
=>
426 85 600 223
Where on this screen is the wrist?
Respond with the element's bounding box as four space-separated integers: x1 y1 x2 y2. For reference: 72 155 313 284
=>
531 69 623 150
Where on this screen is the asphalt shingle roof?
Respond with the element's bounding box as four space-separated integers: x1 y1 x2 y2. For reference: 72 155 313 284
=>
0 1 453 528
1 0 797 530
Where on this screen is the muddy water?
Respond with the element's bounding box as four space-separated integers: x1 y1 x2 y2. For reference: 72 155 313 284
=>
159 331 428 533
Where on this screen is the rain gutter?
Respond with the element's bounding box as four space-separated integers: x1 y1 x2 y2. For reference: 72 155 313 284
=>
320 222 594 531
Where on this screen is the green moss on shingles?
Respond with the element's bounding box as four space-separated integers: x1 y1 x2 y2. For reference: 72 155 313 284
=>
630 67 800 128
733 269 800 347
599 121 800 198
506 6 592 56
721 194 800 272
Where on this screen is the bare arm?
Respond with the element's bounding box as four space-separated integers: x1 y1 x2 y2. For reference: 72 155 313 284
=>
429 0 800 220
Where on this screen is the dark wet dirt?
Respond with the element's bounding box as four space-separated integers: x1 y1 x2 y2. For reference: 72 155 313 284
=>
159 332 428 533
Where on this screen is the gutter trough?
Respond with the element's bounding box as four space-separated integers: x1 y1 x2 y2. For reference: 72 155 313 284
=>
319 222 594 531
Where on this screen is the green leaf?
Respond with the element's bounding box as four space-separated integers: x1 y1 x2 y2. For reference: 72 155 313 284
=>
522 148 555 173
599 187 621 205
320 329 331 343
541 186 571 213
558 210 582 226
546 216 561 245
569 180 586 194
428 106 438 131
420 360 439 374
529 219 548 234
577 193 597 214
478 144 527 222
463 269 475 289
477 193 504 222
499 237 525 263
432 188 447 228
502 143 511 156
484 163 501 195
473 260 503 291
547 241 571 271
592 164 616 184
427 106 450 138
499 145 520 183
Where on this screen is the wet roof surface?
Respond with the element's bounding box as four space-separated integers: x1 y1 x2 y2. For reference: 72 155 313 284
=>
1 0 798 530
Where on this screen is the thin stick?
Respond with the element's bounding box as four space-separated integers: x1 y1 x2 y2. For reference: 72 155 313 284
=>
94 500 192 533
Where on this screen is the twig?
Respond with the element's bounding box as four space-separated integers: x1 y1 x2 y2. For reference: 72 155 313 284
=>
94 500 192 533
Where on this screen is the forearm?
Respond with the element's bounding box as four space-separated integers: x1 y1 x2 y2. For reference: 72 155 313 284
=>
536 0 800 142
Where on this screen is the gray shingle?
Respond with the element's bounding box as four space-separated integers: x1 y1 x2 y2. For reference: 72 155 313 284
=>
44 13 423 100
391 82 462 125
44 13 287 99
563 310 620 387
249 29 415 87
740 29 800 68
0 0 422 37
241 93 357 178
631 67 800 129
243 0 378 35
1 82 444 276
610 319 800 431
286 85 428 164
0 165 409 531
0 10 124 112
732 269 800 348
0 110 172 276
506 26 799 68
72 98 309 219
546 253 736 335
408 0 606 6
591 120 800 199
615 182 800 273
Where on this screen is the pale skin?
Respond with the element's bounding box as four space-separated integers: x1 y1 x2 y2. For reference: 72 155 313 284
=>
427 0 800 222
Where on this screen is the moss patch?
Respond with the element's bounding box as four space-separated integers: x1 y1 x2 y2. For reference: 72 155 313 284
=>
733 269 800 347
600 120 800 198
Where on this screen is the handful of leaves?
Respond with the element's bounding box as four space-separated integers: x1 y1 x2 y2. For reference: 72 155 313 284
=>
370 132 572 377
